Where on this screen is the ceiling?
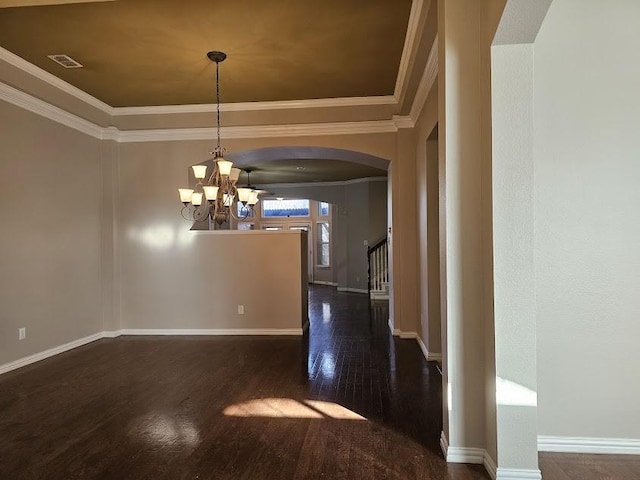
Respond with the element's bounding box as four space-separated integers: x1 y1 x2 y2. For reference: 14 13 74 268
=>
0 0 412 107
234 159 387 185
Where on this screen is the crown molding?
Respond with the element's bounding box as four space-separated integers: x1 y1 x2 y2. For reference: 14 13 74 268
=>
0 81 105 138
409 35 438 122
116 120 398 143
394 0 425 106
0 46 114 115
1 81 401 141
113 96 397 116
255 177 387 189
393 115 415 129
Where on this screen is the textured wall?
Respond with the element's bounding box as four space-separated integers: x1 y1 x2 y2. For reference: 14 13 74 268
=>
0 101 103 365
534 0 640 441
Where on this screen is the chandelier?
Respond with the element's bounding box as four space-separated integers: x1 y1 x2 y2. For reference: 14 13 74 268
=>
178 51 260 225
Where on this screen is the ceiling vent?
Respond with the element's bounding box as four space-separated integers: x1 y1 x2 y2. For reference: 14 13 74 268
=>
47 54 83 69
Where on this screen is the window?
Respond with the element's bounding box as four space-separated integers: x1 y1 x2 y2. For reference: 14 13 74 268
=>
316 221 330 267
237 222 254 231
237 202 253 218
262 199 310 217
318 201 330 216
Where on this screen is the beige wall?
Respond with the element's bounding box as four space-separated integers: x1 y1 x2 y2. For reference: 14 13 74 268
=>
235 199 334 285
433 0 507 464
438 0 488 452
534 0 640 441
119 230 306 331
414 80 441 354
0 100 104 365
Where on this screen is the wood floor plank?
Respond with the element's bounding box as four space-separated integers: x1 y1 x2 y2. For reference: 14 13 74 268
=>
12 286 638 479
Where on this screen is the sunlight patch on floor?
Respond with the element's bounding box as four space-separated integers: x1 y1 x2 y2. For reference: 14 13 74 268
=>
223 398 366 420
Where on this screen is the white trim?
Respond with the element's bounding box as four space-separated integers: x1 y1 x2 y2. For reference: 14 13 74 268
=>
119 328 303 336
415 335 442 361
484 454 498 480
495 469 541 480
0 81 104 139
0 332 104 375
388 318 395 336
446 446 486 464
116 120 397 142
113 95 396 116
441 430 502 480
394 0 425 105
312 281 338 287
0 81 400 143
258 176 387 189
336 287 369 294
369 291 389 300
409 35 439 123
0 328 307 376
191 229 300 236
440 431 449 457
0 46 113 114
393 115 415 129
417 335 430 358
399 331 417 339
538 436 640 455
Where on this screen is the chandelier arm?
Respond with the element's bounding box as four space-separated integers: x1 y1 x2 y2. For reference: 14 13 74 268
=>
181 205 195 221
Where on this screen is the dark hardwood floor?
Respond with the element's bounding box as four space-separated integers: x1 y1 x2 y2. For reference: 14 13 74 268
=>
0 285 637 479
540 452 640 480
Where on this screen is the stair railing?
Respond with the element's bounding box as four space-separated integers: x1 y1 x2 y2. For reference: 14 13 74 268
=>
367 237 388 297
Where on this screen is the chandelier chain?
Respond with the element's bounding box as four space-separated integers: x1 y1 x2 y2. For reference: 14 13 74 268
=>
178 51 259 227
216 60 221 152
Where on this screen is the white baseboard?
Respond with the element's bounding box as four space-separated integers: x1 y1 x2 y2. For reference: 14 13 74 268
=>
538 435 640 455
337 287 369 294
0 332 104 375
484 454 498 479
495 469 541 480
119 328 304 336
370 290 389 300
442 431 521 480
415 336 443 362
0 327 304 376
446 446 486 464
440 431 449 457
399 331 417 339
440 431 485 464
312 281 338 286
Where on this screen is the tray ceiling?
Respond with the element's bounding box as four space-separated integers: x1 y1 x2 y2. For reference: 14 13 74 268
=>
0 0 412 107
238 159 387 185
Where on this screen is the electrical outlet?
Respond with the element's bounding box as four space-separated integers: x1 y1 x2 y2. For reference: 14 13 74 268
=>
237 305 245 315
18 328 26 340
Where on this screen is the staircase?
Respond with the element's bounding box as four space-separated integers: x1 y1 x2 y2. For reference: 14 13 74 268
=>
367 238 389 300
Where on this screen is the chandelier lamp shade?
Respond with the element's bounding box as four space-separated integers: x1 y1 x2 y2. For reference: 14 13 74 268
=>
178 51 261 225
